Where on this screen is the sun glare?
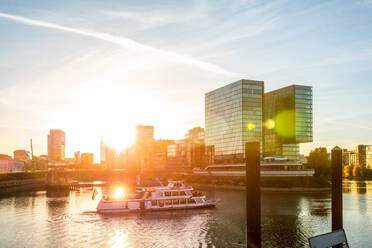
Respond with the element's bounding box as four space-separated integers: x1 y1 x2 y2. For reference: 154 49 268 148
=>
102 128 135 152
114 188 125 199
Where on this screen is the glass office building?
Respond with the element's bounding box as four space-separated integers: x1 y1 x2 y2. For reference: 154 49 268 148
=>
205 79 264 163
263 85 313 161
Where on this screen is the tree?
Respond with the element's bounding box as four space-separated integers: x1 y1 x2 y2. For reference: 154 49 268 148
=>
307 147 331 177
343 164 353 178
353 162 361 177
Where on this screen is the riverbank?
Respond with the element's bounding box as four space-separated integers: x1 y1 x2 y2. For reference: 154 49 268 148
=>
191 183 331 192
0 179 45 196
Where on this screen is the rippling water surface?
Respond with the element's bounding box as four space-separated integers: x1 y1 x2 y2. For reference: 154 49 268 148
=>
0 180 371 248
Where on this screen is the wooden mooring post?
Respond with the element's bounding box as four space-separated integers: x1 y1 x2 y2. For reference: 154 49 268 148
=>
245 142 261 248
331 146 343 231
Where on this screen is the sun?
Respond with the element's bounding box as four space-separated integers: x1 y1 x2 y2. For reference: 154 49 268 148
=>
114 187 125 199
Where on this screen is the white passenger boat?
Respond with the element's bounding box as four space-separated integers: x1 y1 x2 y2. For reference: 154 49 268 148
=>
96 180 217 214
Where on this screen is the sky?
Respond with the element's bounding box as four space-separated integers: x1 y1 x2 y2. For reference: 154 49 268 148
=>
0 0 371 160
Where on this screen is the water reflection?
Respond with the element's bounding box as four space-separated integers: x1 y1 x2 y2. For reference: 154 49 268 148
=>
108 230 131 248
343 180 370 194
14 195 30 209
0 181 370 247
356 182 367 194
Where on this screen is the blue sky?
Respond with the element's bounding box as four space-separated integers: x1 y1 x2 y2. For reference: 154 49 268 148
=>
0 0 371 159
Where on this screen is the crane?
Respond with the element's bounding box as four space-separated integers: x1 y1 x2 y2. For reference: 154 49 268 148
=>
30 139 35 170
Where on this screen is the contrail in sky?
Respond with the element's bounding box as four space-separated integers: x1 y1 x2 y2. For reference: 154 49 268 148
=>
0 12 242 77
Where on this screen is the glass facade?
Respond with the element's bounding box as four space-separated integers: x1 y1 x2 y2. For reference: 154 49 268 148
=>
263 85 313 161
205 80 264 163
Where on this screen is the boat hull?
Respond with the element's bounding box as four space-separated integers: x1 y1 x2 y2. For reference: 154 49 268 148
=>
97 202 216 214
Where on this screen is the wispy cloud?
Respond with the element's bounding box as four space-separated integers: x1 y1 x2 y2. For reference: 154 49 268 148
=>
0 12 242 77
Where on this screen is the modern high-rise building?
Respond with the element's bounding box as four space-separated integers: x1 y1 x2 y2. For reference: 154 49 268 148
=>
47 129 65 161
263 85 313 161
100 137 106 162
100 138 116 166
136 125 154 145
205 79 264 163
356 144 372 169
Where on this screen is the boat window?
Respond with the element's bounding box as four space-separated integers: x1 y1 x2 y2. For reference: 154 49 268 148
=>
124 201 128 209
180 191 186 196
159 200 164 207
172 200 179 205
165 200 172 205
151 200 158 206
188 198 196 204
180 199 186 204
165 192 171 197
171 191 179 196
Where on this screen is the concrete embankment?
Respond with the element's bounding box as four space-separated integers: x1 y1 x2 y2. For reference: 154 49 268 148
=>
0 179 45 195
191 183 331 192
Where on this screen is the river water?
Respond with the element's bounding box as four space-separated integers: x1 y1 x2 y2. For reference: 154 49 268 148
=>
0 180 371 248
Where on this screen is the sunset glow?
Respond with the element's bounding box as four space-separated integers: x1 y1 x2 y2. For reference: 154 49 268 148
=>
114 188 125 199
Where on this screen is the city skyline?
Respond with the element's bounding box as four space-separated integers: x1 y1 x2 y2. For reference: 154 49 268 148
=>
1 0 372 158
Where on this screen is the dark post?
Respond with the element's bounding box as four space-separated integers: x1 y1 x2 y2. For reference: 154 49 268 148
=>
331 146 343 231
245 142 261 248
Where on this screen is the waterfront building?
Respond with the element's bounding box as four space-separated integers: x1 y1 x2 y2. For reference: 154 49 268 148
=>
0 154 12 160
100 138 116 166
153 139 175 153
185 127 208 169
167 140 187 168
205 79 264 164
167 127 215 169
74 151 81 164
47 129 66 161
0 154 25 172
13 150 31 161
350 151 357 165
81 153 94 166
263 85 313 161
342 149 350 165
100 137 106 163
356 144 372 169
185 127 205 140
151 152 167 169
136 125 154 145
342 149 357 166
133 125 155 170
105 146 116 167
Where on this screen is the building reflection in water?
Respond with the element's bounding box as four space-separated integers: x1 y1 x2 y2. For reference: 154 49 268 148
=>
343 180 369 194
46 189 69 248
356 182 367 194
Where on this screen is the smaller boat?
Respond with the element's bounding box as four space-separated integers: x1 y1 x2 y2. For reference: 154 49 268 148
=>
96 180 217 214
